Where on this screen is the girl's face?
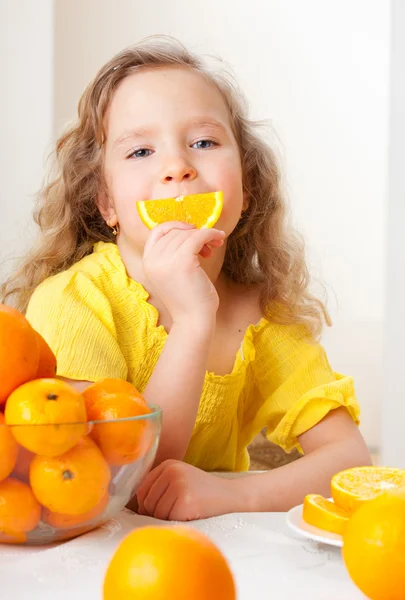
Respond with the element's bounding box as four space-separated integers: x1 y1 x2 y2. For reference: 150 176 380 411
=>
100 67 245 253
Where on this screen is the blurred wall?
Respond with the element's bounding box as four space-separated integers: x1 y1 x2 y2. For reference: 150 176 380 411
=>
0 0 54 278
382 0 405 467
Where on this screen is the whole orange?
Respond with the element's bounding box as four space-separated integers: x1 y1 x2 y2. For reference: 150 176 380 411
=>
0 304 40 404
30 436 110 515
35 332 57 378
0 477 41 535
83 385 150 465
343 490 405 600
0 413 18 481
5 378 87 456
103 525 236 600
43 492 109 529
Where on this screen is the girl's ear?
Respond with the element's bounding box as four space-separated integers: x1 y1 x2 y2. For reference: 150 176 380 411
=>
96 191 118 227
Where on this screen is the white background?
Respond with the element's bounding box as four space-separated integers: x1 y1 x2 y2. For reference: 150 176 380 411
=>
1 0 393 453
382 0 404 467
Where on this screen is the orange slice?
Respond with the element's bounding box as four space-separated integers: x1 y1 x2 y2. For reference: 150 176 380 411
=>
331 466 405 514
137 191 223 229
303 494 349 535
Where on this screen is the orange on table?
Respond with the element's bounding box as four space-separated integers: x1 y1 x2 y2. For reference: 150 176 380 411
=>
343 490 405 600
5 378 87 457
35 331 57 378
137 190 223 230
84 388 151 466
43 492 109 529
0 413 18 482
103 525 236 600
0 477 41 535
331 466 405 514
0 304 40 404
30 436 110 515
302 494 349 536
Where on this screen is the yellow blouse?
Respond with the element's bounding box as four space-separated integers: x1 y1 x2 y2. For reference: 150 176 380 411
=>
26 242 360 472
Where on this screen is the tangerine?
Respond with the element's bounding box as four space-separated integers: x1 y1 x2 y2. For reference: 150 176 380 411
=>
43 492 109 529
82 378 147 411
83 384 150 465
0 477 41 535
0 413 18 481
13 446 34 482
0 531 26 544
0 304 40 404
35 332 57 378
5 378 87 456
30 436 110 515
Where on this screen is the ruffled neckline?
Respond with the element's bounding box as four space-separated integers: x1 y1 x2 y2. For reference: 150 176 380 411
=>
94 242 268 382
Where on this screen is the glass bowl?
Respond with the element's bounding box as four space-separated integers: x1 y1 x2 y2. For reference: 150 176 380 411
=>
0 405 162 545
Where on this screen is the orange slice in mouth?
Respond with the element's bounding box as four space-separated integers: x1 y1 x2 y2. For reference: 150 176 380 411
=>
137 191 223 229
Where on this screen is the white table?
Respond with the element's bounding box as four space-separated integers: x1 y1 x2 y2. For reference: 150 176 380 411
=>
0 509 366 600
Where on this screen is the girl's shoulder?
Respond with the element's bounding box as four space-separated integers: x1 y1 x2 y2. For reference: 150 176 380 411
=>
26 242 127 317
34 242 124 293
68 241 124 281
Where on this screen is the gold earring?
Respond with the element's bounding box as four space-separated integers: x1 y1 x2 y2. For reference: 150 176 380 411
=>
108 221 119 236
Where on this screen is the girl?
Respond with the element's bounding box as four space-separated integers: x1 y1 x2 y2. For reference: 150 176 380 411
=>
1 38 371 521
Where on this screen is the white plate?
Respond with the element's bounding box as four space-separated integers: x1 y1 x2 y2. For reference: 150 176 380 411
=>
286 503 343 547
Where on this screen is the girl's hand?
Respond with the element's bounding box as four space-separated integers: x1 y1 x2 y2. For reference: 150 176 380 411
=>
136 460 248 521
143 222 225 325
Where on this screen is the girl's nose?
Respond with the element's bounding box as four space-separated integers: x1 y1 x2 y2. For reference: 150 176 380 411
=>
160 156 197 183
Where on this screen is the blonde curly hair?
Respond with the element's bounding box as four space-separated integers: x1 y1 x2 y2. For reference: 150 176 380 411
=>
1 37 330 338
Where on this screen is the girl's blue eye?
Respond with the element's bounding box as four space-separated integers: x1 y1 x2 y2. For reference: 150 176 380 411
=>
192 139 218 150
129 148 153 159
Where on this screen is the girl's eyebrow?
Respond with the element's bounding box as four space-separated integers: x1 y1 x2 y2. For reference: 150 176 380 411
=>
188 118 226 130
113 128 153 147
113 118 227 148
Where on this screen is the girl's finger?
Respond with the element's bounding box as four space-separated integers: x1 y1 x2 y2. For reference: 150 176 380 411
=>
142 472 171 517
136 461 169 512
144 221 195 257
157 228 197 256
153 482 178 520
180 228 225 257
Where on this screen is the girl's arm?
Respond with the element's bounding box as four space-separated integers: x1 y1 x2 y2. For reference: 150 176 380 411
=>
141 317 214 463
64 221 225 465
238 407 372 512
62 318 213 464
60 316 213 466
136 407 372 519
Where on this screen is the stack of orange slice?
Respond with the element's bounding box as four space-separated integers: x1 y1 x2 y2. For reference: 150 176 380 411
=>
302 466 405 535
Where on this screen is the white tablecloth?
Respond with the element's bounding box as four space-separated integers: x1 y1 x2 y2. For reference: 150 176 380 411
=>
0 510 366 600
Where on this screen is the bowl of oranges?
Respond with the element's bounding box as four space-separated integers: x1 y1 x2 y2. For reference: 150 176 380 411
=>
0 305 162 545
